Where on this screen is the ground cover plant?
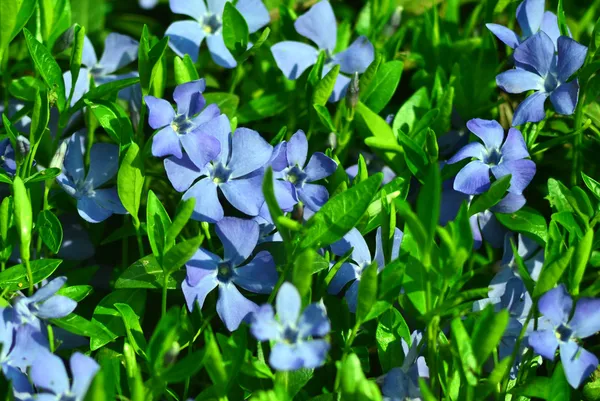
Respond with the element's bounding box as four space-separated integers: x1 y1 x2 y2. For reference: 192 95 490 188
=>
1 0 600 400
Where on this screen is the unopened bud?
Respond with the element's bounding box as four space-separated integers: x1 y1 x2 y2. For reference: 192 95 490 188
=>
163 342 181 366
16 136 30 157
345 72 360 110
50 140 68 170
292 203 304 223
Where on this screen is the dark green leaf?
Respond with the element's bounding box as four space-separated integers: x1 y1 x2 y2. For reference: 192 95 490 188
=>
87 100 134 146
204 92 240 117
0 259 62 291
36 210 63 254
57 285 93 302
146 190 172 264
533 247 574 298
450 317 478 385
356 262 378 323
24 168 61 184
468 174 512 217
495 207 548 245
471 306 509 368
313 65 340 106
162 235 203 275
222 2 249 59
362 61 403 113
115 254 182 289
114 302 147 358
117 143 145 226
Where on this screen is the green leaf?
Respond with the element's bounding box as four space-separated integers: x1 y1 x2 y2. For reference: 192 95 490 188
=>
450 317 478 386
138 25 169 96
468 174 512 217
222 2 249 59
548 178 574 213
36 210 63 254
556 0 570 37
301 173 383 249
313 64 340 106
91 289 147 350
9 76 45 101
70 77 140 116
147 308 180 374
23 168 61 184
204 93 240 117
57 285 93 302
146 190 172 264
23 29 66 113
533 247 575 298
392 87 431 135
13 176 32 261
174 55 199 85
262 168 291 245
161 349 206 383
115 254 182 289
313 104 337 132
237 93 290 123
581 172 600 201
359 53 383 96
114 302 147 358
416 163 440 254
204 329 228 396
52 313 113 344
162 234 203 275
30 89 50 143
395 200 427 257
471 306 509 368
124 342 145 401
495 206 548 245
238 27 270 63
117 143 145 226
87 100 134 146
0 259 62 291
570 227 593 296
0 0 36 63
376 308 411 372
356 262 378 323
69 24 85 99
166 198 195 246
0 172 11 185
549 363 571 401
362 61 403 113
397 130 429 179
292 248 315 303
511 377 551 398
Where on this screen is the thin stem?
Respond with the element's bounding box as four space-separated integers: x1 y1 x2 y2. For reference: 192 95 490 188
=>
135 226 144 258
1 261 5 272
24 258 33 295
162 272 169 317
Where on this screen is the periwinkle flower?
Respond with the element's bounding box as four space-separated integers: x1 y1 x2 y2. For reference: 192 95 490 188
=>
486 0 561 50
182 217 278 331
496 32 587 126
164 114 272 222
270 130 337 212
64 33 139 106
448 119 536 204
146 79 220 158
0 138 16 176
380 331 429 401
30 350 99 401
13 277 77 326
251 282 330 371
140 0 158 9
165 0 270 67
271 0 375 102
528 285 600 388
328 227 403 312
57 132 127 223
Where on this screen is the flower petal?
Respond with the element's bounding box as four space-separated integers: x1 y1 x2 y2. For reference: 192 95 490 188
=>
298 183 329 211
77 196 114 223
228 128 272 178
184 177 224 222
29 276 67 303
81 36 98 68
180 131 221 171
496 68 545 93
97 33 139 75
295 340 330 368
85 143 119 188
447 142 486 164
64 132 86 184
273 179 298 211
269 343 304 371
182 272 218 311
64 69 91 106
514 31 554 77
207 0 227 14
538 284 572 327
528 329 559 360
206 34 237 69
305 152 337 182
328 262 358 295
31 350 70 394
93 188 128 214
491 159 536 195
36 295 77 319
286 130 308 168
298 302 330 338
453 160 491 195
466 118 505 150
186 248 220 286
541 11 561 47
220 172 266 216
152 126 182 159
550 80 579 115
271 41 319 80
169 0 207 20
486 23 520 48
490 192 527 213
145 96 175 129
373 227 403 268
250 304 280 341
569 298 600 339
294 0 337 51
164 154 204 192
236 0 270 33
70 353 100 399
234 250 278 294
173 79 206 117
198 114 231 165
501 128 529 161
331 228 371 266
516 0 545 37
191 103 221 127
512 91 549 126
478 211 507 249
216 217 259 265
560 341 598 388
328 72 351 103
276 282 302 327
165 21 206 63
217 283 259 331
557 36 588 83
332 36 374 74
345 280 360 312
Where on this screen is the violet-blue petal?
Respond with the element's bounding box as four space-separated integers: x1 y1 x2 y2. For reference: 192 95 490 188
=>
173 79 206 117
63 69 91 106
64 133 86 183
491 159 536 195
298 183 329 211
250 304 280 341
270 142 289 171
294 0 337 51
329 72 351 103
186 248 220 286
236 0 270 33
93 188 128 215
328 262 358 295
453 160 490 195
513 31 554 77
220 173 266 216
331 228 371 266
296 340 330 368
560 341 598 388
540 11 561 47
557 36 588 83
9 325 47 370
140 0 159 9
70 353 100 399
471 214 483 249
217 283 259 331
35 295 77 319
528 329 559 360
216 217 259 265
466 118 504 150
164 154 205 192
501 128 529 161
382 368 410 400
373 227 403 268
31 351 70 394
165 21 206 63
439 184 469 225
332 36 374 74
169 0 207 20
512 91 549 126
184 177 224 222
86 143 119 188
486 23 520 48
516 0 545 37
276 282 301 327
152 126 182 159
478 211 506 249
81 36 98 68
271 41 319 80
29 276 66 303
447 142 486 164
207 0 227 13
305 152 337 182
569 298 600 339
180 132 221 171
97 33 139 75
228 128 272 178
233 251 277 294
496 68 545 93
77 196 114 223
538 284 572 326
182 272 218 311
191 103 221 127
298 303 330 338
490 192 527 213
206 34 237 69
198 114 231 165
550 80 579 115
273 179 298 211
269 342 304 371
286 130 308 167
145 96 175 129
345 280 360 312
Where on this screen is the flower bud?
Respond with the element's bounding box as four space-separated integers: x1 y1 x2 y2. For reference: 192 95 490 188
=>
16 136 30 158
50 140 68 170
345 72 360 110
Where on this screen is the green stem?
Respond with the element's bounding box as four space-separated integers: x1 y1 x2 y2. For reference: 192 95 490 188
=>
1 261 5 272
135 226 144 258
162 272 170 317
24 258 33 295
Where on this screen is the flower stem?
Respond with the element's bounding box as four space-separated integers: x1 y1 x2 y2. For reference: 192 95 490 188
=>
162 272 169 317
24 258 33 295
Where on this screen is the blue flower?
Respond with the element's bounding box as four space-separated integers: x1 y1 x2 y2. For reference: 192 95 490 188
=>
271 0 375 102
486 0 561 49
270 130 337 212
164 115 272 222
29 350 99 401
146 79 221 158
165 0 270 67
448 119 536 199
57 132 127 223
328 227 403 312
496 32 587 126
527 285 600 388
13 277 78 326
0 138 16 176
139 0 158 9
380 331 429 401
182 217 278 331
250 282 330 371
64 33 139 106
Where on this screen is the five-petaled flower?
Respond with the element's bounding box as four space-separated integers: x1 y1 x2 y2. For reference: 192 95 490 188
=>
57 132 127 223
182 217 278 331
271 0 375 102
165 0 270 68
251 282 331 371
527 284 600 388
13 277 77 327
496 32 587 126
448 119 536 202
